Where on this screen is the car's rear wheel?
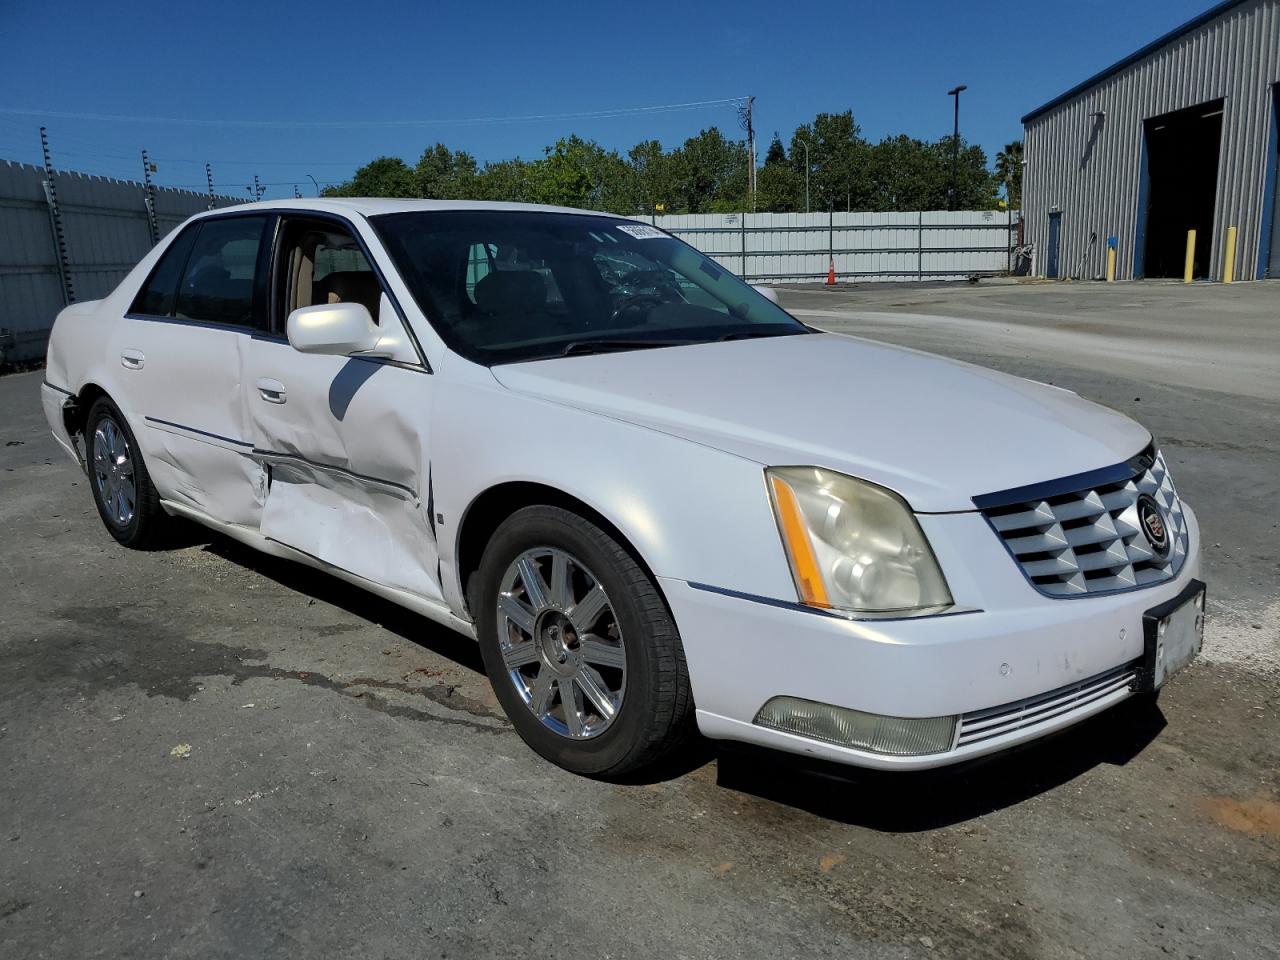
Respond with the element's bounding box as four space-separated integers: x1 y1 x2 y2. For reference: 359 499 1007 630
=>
86 396 170 549
473 505 694 778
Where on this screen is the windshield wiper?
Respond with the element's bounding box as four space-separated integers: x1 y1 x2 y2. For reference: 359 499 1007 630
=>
559 338 692 357
716 328 803 342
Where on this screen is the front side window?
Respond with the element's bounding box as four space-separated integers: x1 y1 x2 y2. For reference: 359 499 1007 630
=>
373 211 807 364
276 219 383 326
174 217 267 327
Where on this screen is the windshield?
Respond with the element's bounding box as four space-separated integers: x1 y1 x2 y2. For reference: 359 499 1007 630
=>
371 211 809 364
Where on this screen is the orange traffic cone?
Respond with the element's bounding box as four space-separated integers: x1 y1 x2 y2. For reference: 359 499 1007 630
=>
826 256 836 286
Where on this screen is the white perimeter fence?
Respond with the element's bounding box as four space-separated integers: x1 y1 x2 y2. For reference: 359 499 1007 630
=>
648 210 1021 284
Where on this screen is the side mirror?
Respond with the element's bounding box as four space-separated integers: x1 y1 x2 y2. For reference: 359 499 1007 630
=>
752 285 780 305
286 302 383 357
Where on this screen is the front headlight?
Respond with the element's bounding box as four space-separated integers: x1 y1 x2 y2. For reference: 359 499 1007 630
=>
767 466 952 616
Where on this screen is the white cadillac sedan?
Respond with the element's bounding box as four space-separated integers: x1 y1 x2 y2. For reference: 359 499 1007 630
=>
42 199 1204 778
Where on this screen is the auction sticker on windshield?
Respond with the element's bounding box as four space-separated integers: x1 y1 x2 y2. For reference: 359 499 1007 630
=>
617 224 665 239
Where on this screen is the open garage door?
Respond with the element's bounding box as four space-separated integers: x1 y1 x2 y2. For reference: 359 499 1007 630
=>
1139 100 1223 279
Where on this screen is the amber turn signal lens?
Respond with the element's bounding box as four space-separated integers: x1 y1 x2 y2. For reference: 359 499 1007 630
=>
769 473 830 607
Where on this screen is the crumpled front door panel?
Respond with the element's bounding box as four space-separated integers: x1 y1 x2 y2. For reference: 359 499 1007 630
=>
242 340 442 604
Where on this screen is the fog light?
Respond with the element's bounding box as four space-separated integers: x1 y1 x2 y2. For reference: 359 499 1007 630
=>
754 697 957 756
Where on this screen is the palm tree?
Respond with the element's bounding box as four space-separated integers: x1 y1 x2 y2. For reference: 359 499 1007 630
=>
995 140 1023 209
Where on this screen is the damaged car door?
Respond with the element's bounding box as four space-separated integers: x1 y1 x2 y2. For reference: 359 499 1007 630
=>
116 213 271 527
241 214 444 604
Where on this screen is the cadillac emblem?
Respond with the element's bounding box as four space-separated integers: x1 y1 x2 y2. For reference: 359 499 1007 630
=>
1137 495 1170 557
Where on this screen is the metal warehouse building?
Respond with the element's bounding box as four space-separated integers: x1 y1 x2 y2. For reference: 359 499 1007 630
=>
1022 0 1280 281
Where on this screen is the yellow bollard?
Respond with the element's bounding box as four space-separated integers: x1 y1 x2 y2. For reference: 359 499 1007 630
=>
1223 225 1237 283
1106 246 1116 282
1183 229 1196 283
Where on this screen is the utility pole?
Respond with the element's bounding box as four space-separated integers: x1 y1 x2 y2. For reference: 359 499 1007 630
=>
141 150 160 246
739 95 756 212
293 184 302 199
205 163 215 210
252 175 265 201
947 84 967 211
39 127 74 305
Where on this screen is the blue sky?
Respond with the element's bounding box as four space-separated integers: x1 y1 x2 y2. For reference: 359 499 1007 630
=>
0 0 1212 200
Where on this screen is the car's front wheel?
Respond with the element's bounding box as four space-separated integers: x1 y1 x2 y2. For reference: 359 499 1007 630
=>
85 396 170 549
473 505 694 778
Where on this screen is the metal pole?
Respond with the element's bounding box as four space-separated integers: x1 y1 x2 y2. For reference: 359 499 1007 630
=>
947 84 967 211
206 163 215 210
141 150 160 246
917 210 924 280
1007 201 1013 274
307 174 320 196
39 127 74 305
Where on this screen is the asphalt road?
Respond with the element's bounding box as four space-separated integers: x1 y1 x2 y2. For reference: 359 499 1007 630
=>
2 280 1277 960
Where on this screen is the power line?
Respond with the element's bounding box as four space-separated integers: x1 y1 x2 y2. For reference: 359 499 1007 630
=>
0 97 747 129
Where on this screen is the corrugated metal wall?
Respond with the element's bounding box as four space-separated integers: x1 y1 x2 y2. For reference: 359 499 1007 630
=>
0 160 242 363
1023 0 1280 281
651 210 1019 283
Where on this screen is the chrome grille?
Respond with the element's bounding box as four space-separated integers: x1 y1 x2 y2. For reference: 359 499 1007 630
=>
980 450 1189 597
956 664 1136 747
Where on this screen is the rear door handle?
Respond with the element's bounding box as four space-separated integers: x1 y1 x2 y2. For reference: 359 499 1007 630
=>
256 378 287 404
120 349 145 370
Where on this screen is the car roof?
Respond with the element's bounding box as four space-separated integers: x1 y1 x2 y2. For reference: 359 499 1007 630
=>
193 197 632 221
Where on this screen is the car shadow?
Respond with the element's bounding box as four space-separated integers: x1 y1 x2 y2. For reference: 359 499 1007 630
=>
712 695 1167 831
196 533 486 675
168 527 1166 809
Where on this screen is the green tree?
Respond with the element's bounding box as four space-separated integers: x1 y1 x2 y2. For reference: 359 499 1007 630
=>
628 139 677 214
414 143 480 199
790 111 871 211
995 140 1023 208
945 139 1000 210
669 127 748 213
322 156 417 198
531 136 637 212
867 135 947 211
472 158 534 202
764 132 787 166
756 162 803 212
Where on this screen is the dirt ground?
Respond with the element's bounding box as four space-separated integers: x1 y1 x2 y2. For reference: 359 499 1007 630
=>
1 279 1277 959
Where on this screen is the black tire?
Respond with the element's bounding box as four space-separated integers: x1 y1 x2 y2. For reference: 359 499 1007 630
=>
474 505 694 778
85 396 170 549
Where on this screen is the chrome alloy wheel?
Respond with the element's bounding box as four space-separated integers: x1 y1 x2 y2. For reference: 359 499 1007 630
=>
496 548 626 739
92 416 136 526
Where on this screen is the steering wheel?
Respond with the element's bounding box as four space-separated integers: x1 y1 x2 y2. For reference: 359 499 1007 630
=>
608 291 666 327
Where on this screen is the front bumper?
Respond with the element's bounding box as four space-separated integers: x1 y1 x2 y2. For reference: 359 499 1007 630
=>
662 504 1201 771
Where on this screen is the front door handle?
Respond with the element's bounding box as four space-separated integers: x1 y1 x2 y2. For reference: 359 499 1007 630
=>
120 349 145 370
256 378 287 404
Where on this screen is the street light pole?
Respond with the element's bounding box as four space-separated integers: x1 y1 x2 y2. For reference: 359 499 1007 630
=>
797 137 810 214
307 174 320 197
947 84 967 211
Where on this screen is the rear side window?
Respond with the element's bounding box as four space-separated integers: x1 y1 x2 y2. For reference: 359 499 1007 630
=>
174 217 268 327
131 225 198 317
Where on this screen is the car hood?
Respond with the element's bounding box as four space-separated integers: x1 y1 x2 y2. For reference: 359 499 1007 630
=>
490 333 1150 513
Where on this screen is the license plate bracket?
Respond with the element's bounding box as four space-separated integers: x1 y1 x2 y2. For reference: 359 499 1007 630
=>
1135 579 1206 692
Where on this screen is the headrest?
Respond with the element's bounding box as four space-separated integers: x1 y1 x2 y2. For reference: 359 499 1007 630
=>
474 270 546 315
318 271 382 315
